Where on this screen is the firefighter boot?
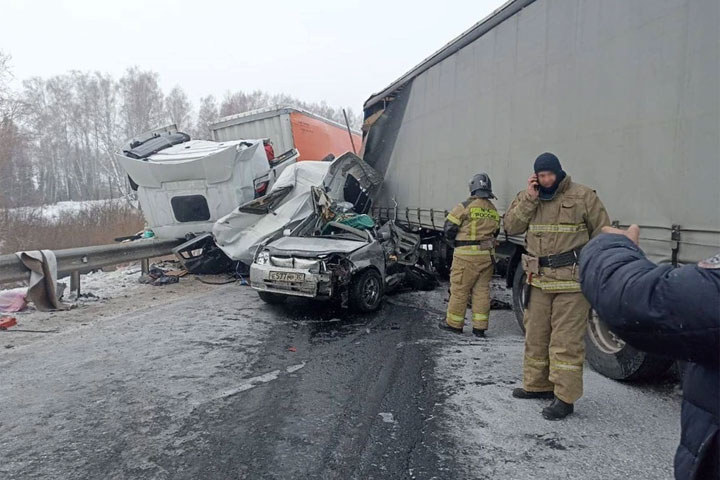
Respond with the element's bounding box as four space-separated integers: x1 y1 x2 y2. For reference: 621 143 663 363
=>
472 328 486 338
512 388 554 400
438 321 463 334
542 396 574 420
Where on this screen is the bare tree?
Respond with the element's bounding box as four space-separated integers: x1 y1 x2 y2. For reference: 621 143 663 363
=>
119 67 166 139
194 95 218 140
165 86 192 132
2 54 363 207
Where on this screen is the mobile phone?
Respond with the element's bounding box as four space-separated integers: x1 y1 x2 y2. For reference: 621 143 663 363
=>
532 174 539 190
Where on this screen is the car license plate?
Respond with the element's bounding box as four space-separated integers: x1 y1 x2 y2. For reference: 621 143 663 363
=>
269 271 305 282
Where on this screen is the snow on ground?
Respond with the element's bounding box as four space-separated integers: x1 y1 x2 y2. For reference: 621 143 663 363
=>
8 198 133 222
58 263 144 301
0 263 223 350
417 282 681 480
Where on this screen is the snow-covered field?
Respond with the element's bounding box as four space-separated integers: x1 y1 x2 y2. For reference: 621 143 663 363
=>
8 198 133 223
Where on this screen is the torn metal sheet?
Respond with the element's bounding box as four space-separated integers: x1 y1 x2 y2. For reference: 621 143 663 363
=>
214 153 382 266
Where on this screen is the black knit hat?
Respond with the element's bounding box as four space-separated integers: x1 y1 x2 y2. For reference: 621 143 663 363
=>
533 152 567 200
534 152 562 174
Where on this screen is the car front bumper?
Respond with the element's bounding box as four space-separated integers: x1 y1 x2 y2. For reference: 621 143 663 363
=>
250 263 333 299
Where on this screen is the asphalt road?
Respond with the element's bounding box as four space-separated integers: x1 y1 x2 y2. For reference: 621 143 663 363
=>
0 281 679 479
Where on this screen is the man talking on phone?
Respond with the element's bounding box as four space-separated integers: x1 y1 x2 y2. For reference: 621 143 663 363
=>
504 152 610 420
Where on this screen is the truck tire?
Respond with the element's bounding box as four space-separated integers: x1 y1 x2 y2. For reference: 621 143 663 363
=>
510 262 672 381
258 291 287 305
432 240 452 279
511 261 527 332
585 311 673 381
350 269 383 312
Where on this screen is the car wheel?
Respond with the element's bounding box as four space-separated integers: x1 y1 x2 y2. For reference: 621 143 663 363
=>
258 291 287 305
350 269 383 312
510 261 672 381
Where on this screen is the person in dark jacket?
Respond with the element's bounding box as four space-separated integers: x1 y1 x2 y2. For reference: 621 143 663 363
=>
579 224 719 480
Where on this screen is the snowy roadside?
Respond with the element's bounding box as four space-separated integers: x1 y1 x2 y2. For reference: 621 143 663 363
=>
420 282 681 480
7 198 133 223
0 264 225 351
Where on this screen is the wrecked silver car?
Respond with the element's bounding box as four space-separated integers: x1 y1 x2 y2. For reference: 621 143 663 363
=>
214 152 382 266
250 189 437 312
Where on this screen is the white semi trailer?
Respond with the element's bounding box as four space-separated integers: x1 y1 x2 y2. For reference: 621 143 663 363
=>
361 0 719 380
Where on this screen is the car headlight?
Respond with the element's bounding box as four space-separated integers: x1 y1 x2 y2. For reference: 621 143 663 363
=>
255 250 270 265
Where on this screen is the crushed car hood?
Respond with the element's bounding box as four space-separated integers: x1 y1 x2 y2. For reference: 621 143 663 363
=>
213 161 331 264
266 236 367 257
214 153 382 264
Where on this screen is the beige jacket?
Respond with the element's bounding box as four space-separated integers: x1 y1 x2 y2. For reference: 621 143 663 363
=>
504 176 610 291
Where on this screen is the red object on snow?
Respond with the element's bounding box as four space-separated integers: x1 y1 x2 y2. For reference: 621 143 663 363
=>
264 143 275 162
0 317 17 330
288 347 297 352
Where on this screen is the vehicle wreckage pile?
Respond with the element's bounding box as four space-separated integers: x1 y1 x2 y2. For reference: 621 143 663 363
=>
169 152 438 310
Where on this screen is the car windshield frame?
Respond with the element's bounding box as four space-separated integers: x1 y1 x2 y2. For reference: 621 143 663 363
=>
237 185 293 215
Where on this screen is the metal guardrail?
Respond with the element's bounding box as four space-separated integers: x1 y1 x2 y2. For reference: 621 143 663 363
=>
0 239 182 286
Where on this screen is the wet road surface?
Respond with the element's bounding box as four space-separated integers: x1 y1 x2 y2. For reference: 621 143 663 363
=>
0 282 679 479
0 284 462 479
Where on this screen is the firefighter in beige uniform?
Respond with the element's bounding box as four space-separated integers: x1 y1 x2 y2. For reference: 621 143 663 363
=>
504 153 610 420
439 173 500 338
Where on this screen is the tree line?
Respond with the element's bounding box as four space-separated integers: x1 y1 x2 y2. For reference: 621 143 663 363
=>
0 51 362 208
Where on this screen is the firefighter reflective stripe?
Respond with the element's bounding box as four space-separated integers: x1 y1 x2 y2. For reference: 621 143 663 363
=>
469 207 499 241
551 360 583 372
446 213 462 225
472 313 489 321
525 355 549 367
447 312 465 322
470 207 501 223
454 246 493 256
529 278 582 292
528 223 588 233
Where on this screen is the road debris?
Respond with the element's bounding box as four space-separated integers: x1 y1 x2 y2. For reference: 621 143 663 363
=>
0 317 17 329
0 288 28 313
138 267 182 286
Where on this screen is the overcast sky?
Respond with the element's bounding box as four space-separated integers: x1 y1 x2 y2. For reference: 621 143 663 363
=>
1 0 505 112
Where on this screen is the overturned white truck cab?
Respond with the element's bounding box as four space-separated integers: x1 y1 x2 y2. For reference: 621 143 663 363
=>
116 126 298 239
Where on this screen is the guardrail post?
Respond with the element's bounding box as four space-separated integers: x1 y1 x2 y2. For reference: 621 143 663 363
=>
141 258 150 275
70 271 81 296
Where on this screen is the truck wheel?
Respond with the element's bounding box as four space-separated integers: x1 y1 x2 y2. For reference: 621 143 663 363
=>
432 240 452 279
585 311 673 381
511 261 527 332
350 269 383 312
258 291 287 305
510 262 673 381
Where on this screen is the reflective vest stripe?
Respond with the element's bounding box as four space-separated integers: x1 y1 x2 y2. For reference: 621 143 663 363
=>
454 246 493 256
446 213 462 226
529 278 582 292
525 355 549 367
528 223 587 233
551 361 583 372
